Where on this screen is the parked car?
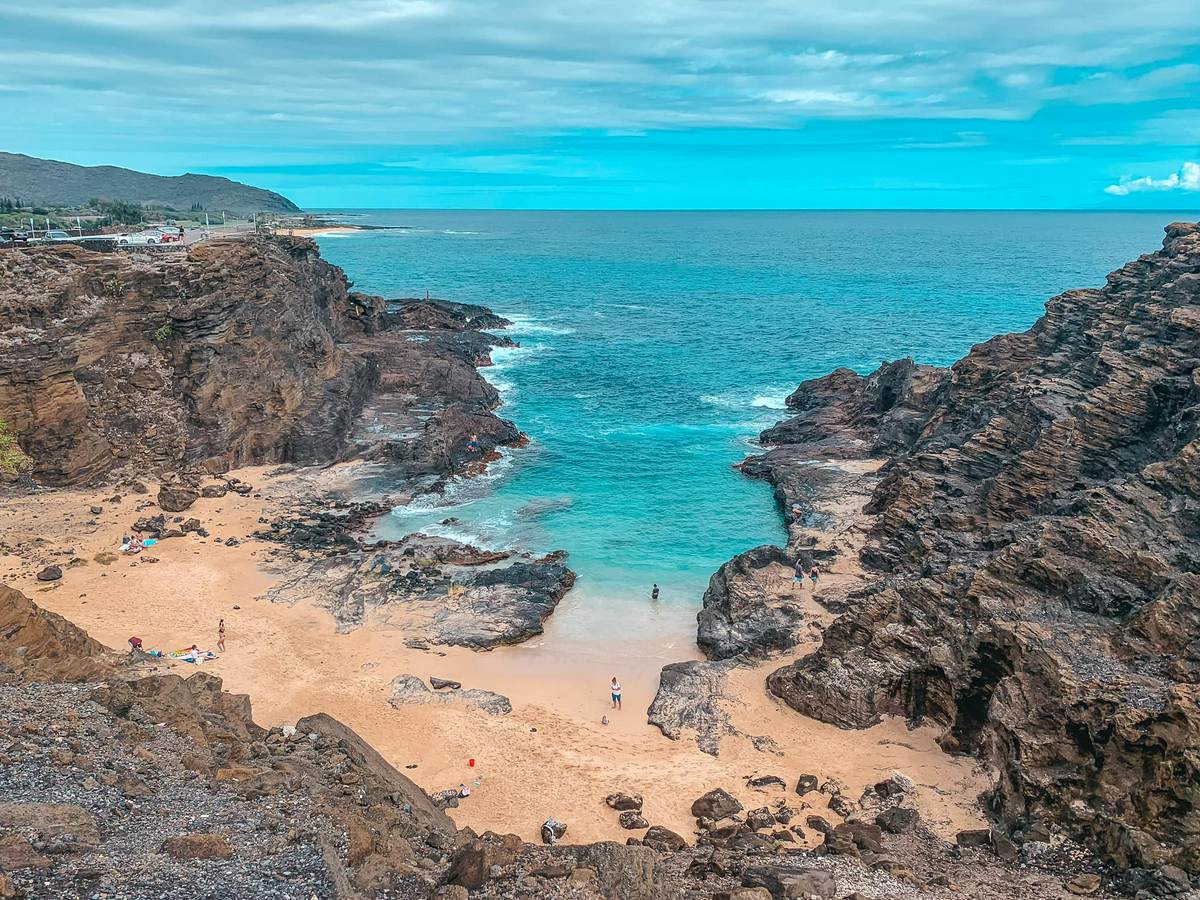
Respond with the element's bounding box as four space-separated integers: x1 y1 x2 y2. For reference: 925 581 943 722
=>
28 230 73 244
116 231 161 245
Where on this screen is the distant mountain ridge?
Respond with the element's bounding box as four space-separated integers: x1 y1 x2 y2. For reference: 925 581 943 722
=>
0 152 300 214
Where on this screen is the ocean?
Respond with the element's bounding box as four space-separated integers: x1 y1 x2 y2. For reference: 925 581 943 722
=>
313 210 1191 646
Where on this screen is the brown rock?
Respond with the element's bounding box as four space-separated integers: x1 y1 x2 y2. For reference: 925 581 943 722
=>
0 834 51 871
642 825 687 852
1065 874 1102 896
162 833 232 860
690 787 742 821
605 791 643 812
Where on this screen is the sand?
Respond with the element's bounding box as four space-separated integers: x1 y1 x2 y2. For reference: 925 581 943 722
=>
0 467 991 845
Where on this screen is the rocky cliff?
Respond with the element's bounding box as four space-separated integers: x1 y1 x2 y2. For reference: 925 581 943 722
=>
733 223 1200 877
0 238 518 486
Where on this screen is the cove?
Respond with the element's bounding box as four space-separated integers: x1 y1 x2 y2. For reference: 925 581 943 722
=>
313 209 1184 650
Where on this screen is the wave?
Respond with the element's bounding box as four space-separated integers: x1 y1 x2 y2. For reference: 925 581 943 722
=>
751 393 790 409
484 344 544 401
700 387 791 411
503 314 575 336
441 230 480 235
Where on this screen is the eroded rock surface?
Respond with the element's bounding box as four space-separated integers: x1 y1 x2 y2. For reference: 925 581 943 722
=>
0 238 520 486
756 223 1200 875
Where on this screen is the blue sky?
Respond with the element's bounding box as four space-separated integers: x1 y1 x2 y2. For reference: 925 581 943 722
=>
2 1 1199 209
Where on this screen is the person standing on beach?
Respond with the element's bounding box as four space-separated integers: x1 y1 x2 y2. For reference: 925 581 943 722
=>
610 676 622 710
218 618 226 653
809 564 820 586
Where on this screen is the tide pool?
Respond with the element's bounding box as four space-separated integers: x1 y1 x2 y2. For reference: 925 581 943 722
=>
314 210 1190 643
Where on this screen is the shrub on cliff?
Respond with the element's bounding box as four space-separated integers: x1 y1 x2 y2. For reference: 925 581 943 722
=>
0 418 32 476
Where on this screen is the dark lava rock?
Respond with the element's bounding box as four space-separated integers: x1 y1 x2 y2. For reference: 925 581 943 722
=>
876 806 919 834
642 825 687 852
691 788 743 821
429 676 461 690
762 223 1200 876
618 811 649 830
157 482 199 513
795 774 819 795
742 865 837 899
36 566 62 582
605 792 643 812
747 775 787 789
697 544 804 660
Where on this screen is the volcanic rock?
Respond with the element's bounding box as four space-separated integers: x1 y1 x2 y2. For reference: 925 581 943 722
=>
691 788 743 821
741 223 1200 876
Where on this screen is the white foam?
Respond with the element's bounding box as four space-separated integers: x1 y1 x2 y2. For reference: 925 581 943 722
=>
751 393 789 409
701 387 791 411
503 314 574 336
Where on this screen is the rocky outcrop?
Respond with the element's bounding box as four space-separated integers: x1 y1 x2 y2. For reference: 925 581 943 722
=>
756 223 1200 875
388 674 512 715
0 582 110 681
697 544 802 660
261 532 575 644
647 659 738 755
0 238 520 486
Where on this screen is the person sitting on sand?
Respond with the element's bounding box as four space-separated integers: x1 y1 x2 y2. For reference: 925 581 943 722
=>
127 536 144 554
120 535 131 553
610 676 622 711
459 783 471 798
128 636 143 651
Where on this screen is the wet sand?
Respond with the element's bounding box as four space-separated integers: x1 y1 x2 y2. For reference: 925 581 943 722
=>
0 468 991 844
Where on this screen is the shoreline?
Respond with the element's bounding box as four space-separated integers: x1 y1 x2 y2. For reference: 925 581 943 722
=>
0 461 992 846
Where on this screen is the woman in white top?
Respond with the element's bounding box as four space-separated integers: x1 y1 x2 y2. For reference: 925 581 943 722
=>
610 676 622 710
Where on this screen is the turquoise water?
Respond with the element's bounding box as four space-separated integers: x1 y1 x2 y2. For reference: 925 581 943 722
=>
314 210 1190 640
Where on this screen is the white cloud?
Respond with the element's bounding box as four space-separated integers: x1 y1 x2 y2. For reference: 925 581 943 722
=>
1104 162 1200 195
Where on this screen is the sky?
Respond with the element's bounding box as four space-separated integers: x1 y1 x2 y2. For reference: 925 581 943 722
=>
2 1 1199 209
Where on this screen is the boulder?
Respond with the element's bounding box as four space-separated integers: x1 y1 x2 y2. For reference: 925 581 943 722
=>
795 774 818 795
742 865 837 899
748 775 787 789
158 482 199 513
605 792 644 812
618 811 649 830
642 825 687 852
35 566 62 582
429 676 461 690
691 788 743 821
875 806 919 834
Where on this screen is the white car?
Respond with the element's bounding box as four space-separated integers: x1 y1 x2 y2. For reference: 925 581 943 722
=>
116 231 161 245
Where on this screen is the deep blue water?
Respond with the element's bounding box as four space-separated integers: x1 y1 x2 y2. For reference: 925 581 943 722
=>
312 210 1189 637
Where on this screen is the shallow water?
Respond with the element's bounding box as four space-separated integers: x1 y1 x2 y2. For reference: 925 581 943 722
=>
314 210 1189 645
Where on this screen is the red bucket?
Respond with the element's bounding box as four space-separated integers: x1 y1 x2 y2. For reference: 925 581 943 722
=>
468 758 476 767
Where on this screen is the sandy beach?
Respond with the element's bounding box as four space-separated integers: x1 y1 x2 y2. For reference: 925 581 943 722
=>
0 466 992 847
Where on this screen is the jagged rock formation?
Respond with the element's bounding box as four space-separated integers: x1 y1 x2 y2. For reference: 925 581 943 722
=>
0 238 519 486
754 223 1200 876
261 531 576 643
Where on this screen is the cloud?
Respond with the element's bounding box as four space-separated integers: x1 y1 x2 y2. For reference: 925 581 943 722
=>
0 0 1197 145
1104 162 1200 195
